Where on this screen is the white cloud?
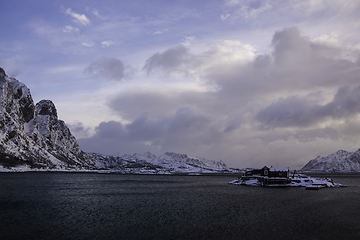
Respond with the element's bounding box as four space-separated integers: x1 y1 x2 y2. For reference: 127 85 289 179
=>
224 0 273 19
154 29 169 35
221 13 230 20
183 36 195 46
250 2 272 18
92 9 100 17
81 41 95 47
62 25 79 33
101 40 114 47
86 7 104 19
65 8 91 26
224 0 241 7
312 33 340 48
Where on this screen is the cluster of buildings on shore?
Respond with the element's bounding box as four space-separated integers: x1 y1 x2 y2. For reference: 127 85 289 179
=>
242 166 291 186
231 166 342 188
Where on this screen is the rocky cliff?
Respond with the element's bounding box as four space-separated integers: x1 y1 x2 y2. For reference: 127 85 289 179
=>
0 68 97 169
0 67 230 173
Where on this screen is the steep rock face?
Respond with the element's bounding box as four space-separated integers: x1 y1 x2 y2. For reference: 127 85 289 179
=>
301 149 360 172
0 68 96 169
0 68 37 162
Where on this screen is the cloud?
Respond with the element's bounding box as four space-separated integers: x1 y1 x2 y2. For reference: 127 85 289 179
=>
65 8 91 26
223 0 273 19
222 0 360 29
84 58 127 81
183 36 195 46
256 85 360 129
244 2 273 19
154 29 169 35
101 40 114 47
28 20 94 53
256 95 324 128
81 41 95 47
63 25 79 33
77 121 127 155
67 121 91 138
221 13 230 20
0 55 28 78
78 107 217 156
142 44 191 74
203 27 357 102
324 85 360 118
224 0 241 7
92 9 100 17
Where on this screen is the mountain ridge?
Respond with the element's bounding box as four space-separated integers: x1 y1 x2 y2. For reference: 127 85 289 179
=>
300 149 360 172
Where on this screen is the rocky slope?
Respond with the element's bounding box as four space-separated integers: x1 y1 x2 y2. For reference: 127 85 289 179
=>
0 68 98 170
300 149 360 172
0 67 231 173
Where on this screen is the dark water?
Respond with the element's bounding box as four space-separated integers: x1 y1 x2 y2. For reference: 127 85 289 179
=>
0 173 360 240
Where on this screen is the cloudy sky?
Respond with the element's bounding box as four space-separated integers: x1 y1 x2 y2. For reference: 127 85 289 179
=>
1 0 360 168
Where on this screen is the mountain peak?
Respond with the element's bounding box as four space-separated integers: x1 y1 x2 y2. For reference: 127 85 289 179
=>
0 67 6 77
36 100 58 117
301 149 360 172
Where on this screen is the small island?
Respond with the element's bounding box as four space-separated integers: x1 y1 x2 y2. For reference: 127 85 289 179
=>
229 166 343 189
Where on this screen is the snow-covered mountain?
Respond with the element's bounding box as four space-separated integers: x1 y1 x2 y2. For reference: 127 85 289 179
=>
0 67 232 174
300 149 360 172
0 67 98 170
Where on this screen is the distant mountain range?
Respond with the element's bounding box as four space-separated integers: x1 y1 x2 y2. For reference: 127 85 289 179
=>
300 149 360 172
0 67 234 174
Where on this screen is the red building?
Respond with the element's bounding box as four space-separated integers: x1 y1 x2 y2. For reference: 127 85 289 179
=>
245 166 290 179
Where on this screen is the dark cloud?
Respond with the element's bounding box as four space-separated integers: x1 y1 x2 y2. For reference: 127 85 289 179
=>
294 128 339 143
84 58 127 80
95 121 125 139
256 85 360 128
256 95 323 128
78 106 220 156
253 54 271 69
271 27 310 65
143 44 191 74
125 112 167 141
107 90 216 121
107 91 179 120
67 121 91 136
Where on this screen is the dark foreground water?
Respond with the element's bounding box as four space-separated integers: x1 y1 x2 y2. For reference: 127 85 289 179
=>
1 173 360 240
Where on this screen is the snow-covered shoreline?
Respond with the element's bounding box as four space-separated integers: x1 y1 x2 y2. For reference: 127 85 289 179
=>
0 163 241 175
229 172 344 188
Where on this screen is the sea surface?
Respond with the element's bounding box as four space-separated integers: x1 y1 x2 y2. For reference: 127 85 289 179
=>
0 172 360 240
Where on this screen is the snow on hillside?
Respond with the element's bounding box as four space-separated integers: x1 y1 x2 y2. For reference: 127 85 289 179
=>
301 149 360 172
87 151 234 174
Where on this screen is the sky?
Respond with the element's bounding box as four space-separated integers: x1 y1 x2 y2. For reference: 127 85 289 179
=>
1 0 360 169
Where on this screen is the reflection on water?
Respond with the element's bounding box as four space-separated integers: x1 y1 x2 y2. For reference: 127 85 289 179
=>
0 173 360 240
